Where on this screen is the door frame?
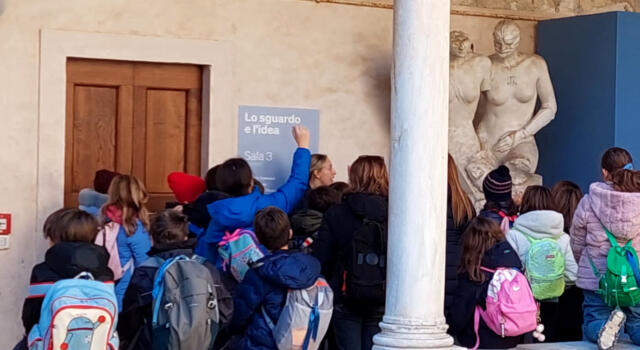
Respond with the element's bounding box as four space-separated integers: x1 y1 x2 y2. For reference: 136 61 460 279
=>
37 29 234 227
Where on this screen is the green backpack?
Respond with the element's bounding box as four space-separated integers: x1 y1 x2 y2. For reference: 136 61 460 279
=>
588 226 640 307
522 232 566 300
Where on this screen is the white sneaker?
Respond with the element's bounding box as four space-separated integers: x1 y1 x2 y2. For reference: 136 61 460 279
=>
597 309 626 350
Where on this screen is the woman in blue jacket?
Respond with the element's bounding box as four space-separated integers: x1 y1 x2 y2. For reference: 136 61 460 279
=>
195 126 311 264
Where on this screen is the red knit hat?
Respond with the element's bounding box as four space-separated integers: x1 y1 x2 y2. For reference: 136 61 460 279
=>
167 172 206 203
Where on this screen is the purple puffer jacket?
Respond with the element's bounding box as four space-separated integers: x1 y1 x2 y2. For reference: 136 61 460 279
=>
571 182 640 291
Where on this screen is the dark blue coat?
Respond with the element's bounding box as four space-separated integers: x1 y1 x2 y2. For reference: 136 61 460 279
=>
230 251 321 350
195 148 311 263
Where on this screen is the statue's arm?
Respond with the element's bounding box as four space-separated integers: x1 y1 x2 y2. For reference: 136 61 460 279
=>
522 58 558 137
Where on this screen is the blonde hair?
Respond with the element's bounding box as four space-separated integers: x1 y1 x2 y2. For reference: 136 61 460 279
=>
102 175 150 236
448 154 474 226
310 154 329 182
348 156 389 197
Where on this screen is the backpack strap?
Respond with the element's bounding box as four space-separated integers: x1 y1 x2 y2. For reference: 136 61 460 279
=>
140 256 165 269
27 282 55 299
586 249 602 279
480 266 496 274
261 306 276 332
152 255 189 327
472 305 481 350
603 226 621 249
302 291 321 350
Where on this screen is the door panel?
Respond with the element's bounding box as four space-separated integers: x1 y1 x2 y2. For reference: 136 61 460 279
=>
144 89 187 209
71 86 118 193
65 59 202 212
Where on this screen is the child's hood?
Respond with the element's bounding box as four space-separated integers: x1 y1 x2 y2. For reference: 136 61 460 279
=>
587 182 640 240
481 240 522 270
256 251 321 289
45 242 111 278
290 209 323 235
512 210 565 240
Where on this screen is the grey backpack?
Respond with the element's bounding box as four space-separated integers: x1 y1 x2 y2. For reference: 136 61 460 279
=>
262 277 334 350
145 255 219 350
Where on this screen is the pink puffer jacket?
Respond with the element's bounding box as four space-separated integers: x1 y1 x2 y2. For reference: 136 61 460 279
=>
571 182 640 291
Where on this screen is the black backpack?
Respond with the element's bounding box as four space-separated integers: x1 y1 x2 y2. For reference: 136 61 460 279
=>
343 215 387 305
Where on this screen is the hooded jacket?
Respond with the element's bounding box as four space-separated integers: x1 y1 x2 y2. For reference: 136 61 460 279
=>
230 251 321 350
313 193 388 308
21 242 114 334
571 182 640 291
447 240 522 349
183 190 231 236
196 148 311 264
118 239 235 350
506 210 578 284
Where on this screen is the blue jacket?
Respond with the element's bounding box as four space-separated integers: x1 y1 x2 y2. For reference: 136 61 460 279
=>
195 148 311 263
114 219 151 310
230 250 321 350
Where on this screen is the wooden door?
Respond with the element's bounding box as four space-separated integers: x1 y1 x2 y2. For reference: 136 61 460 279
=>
65 58 202 212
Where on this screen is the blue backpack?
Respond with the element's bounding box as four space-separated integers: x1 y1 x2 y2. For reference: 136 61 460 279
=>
218 228 265 281
27 272 119 350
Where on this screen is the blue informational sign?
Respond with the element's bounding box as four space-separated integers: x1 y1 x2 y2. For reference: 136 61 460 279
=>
237 105 319 193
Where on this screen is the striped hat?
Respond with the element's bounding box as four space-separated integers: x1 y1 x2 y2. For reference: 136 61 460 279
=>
482 165 512 203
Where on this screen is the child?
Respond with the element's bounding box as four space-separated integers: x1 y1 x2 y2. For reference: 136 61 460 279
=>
506 185 578 342
118 209 234 350
290 186 341 252
78 169 119 216
196 126 311 265
329 181 350 198
552 181 583 233
447 216 523 349
551 180 584 341
101 174 152 309
571 147 640 350
21 209 113 337
478 165 518 231
230 206 321 349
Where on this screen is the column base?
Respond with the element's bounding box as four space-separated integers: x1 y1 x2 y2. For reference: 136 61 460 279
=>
372 315 460 350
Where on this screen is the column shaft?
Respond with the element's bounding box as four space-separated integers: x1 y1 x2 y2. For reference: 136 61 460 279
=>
373 0 453 348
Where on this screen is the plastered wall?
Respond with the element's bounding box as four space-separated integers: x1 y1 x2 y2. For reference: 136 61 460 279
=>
0 0 536 345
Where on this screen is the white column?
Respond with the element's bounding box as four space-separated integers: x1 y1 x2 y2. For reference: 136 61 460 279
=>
373 0 453 349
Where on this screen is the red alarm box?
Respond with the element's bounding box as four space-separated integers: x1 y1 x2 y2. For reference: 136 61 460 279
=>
0 213 11 235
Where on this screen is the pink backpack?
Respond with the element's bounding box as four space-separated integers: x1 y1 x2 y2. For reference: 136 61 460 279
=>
472 267 537 350
95 222 132 281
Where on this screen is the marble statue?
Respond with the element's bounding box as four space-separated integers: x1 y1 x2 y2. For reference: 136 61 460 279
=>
448 31 491 203
465 19 557 202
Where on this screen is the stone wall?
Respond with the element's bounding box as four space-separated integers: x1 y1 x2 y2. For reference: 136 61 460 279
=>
0 0 554 347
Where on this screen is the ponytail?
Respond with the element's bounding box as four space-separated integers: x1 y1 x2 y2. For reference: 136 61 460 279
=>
610 169 640 193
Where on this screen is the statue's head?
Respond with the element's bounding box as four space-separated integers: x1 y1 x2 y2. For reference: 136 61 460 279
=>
493 20 520 58
450 31 472 58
